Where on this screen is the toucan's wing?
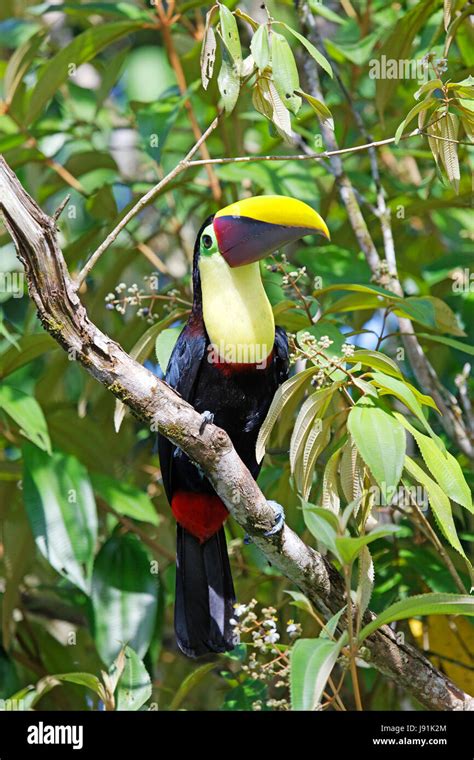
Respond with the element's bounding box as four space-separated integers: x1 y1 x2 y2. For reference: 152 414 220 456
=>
158 319 208 502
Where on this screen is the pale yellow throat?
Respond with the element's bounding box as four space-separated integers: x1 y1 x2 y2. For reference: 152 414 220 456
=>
199 254 275 365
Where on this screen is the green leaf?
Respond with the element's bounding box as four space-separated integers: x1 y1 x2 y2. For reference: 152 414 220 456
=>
270 32 301 115
222 678 267 711
290 386 334 474
302 503 339 557
335 525 401 566
297 90 334 129
369 372 437 439
52 672 103 696
416 333 474 356
219 3 242 67
395 97 438 143
26 21 144 126
398 417 472 512
0 646 19 699
277 22 333 78
256 366 317 463
320 607 346 639
90 473 159 525
115 646 152 711
252 75 292 143
4 30 46 105
217 42 240 114
359 593 474 643
285 590 315 618
0 384 51 453
345 349 403 379
290 638 342 710
168 662 215 710
404 457 470 562
91 532 158 665
155 327 181 373
250 24 270 70
300 417 332 500
395 296 465 336
348 398 406 495
23 445 98 593
440 112 461 193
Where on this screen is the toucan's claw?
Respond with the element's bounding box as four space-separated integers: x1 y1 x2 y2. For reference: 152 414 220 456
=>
199 410 215 434
264 500 286 536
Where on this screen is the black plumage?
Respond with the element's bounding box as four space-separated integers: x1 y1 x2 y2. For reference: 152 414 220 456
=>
158 217 289 657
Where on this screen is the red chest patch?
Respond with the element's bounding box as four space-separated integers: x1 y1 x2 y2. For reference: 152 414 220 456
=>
171 491 228 543
212 348 274 377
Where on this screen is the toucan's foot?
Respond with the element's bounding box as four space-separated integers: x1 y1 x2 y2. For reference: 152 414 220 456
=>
199 410 215 434
264 500 286 536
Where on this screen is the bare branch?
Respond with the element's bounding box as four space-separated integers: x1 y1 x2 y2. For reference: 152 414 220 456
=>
0 155 473 711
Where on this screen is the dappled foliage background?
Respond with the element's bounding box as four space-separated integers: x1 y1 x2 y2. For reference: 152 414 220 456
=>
0 0 473 711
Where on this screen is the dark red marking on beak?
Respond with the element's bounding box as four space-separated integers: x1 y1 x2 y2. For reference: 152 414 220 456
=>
213 215 320 268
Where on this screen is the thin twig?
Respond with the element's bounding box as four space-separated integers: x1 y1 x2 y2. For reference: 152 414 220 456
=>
75 116 220 287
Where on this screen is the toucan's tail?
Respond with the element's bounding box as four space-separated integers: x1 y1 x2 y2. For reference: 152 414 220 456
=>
175 524 236 658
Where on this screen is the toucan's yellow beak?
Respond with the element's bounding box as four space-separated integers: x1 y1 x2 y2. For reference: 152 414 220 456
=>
213 195 330 267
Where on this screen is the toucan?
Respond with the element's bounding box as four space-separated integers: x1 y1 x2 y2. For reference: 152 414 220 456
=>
158 195 329 657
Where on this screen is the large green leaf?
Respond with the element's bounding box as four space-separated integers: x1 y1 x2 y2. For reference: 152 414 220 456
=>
23 445 98 593
219 3 242 67
250 24 270 71
290 638 342 710
217 42 240 114
345 350 403 379
359 593 474 642
0 334 56 379
395 296 465 336
270 32 301 115
277 22 333 78
347 398 406 495
26 21 145 125
115 646 152 711
369 372 437 438
404 457 470 562
398 416 472 512
91 532 158 665
90 473 159 525
0 384 51 453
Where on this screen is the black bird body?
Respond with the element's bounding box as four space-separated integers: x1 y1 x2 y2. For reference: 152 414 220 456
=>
157 197 328 657
158 222 288 657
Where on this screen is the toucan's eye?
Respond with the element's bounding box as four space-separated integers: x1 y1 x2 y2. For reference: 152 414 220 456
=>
202 234 213 249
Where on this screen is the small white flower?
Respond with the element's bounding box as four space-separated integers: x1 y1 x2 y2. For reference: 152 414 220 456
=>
264 630 280 645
